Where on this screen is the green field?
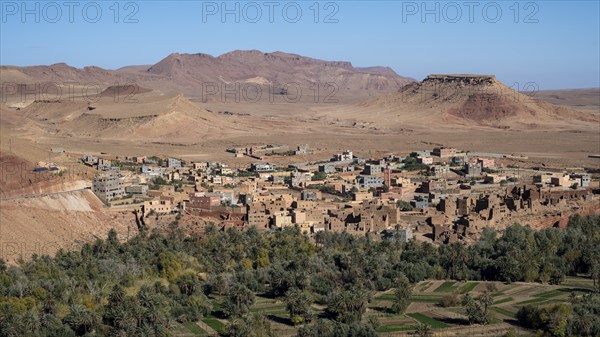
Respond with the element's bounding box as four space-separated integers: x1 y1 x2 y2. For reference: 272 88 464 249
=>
172 279 596 337
182 322 207 335
490 306 517 318
366 279 596 337
410 294 445 303
250 304 286 313
376 323 419 333
201 318 225 333
493 297 514 305
459 282 480 294
407 313 450 329
535 289 569 298
433 281 457 292
416 281 432 292
516 297 552 305
516 289 570 305
375 292 445 303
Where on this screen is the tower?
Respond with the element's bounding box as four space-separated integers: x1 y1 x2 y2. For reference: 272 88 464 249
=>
384 167 391 189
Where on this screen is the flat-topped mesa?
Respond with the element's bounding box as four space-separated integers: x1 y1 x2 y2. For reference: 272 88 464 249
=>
424 74 496 85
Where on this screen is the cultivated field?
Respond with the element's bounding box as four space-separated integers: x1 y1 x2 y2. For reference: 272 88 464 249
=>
169 277 596 336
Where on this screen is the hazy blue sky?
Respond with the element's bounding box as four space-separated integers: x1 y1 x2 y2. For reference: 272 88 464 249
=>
1 1 599 89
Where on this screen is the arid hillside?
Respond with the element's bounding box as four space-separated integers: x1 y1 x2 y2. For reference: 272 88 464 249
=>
1 50 414 102
524 88 600 113
0 86 261 145
321 74 599 131
1 55 598 170
0 189 132 264
0 149 132 264
143 50 414 99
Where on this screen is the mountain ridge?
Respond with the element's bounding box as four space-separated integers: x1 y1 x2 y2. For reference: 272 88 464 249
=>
1 50 414 100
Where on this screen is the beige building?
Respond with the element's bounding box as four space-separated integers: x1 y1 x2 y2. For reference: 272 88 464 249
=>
484 174 507 184
353 191 373 201
432 147 457 158
92 173 124 203
247 203 270 230
274 213 293 228
533 174 553 185
551 174 572 187
144 199 172 214
417 156 434 165
477 158 496 168
292 210 306 224
193 162 208 170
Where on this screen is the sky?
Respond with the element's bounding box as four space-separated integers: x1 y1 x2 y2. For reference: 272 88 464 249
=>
1 0 599 89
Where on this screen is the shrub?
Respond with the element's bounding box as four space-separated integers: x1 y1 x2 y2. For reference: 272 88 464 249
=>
396 200 414 211
503 328 516 337
485 282 498 292
440 293 461 307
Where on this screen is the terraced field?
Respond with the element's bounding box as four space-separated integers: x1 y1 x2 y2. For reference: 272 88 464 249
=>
173 277 595 336
371 277 595 336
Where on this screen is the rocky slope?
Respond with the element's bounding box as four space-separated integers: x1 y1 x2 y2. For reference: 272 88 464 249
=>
326 74 599 130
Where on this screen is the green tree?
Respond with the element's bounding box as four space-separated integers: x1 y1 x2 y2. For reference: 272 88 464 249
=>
327 286 371 324
312 171 327 181
366 315 380 330
176 272 201 296
415 323 433 337
396 200 414 211
63 304 96 336
225 317 253 337
226 313 275 337
390 276 412 314
223 283 256 317
463 292 493 325
591 263 600 293
285 287 312 325
441 242 469 280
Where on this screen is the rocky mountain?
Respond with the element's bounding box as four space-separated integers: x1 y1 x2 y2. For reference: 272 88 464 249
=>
148 51 412 91
1 50 414 101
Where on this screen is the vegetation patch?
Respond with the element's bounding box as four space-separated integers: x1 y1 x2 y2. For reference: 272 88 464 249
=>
407 313 450 329
416 281 432 292
201 318 225 333
433 281 457 293
409 294 445 303
516 297 550 306
0 215 598 337
459 282 480 294
533 288 575 299
376 323 419 333
490 306 517 318
182 322 207 335
493 297 514 305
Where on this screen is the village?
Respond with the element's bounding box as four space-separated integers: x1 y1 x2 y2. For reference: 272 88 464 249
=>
47 144 592 245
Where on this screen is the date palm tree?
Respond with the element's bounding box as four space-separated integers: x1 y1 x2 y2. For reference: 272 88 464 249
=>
390 276 412 314
63 304 96 335
285 287 311 323
415 323 433 337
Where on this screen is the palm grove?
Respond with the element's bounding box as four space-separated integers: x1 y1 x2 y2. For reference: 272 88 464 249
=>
0 215 599 337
